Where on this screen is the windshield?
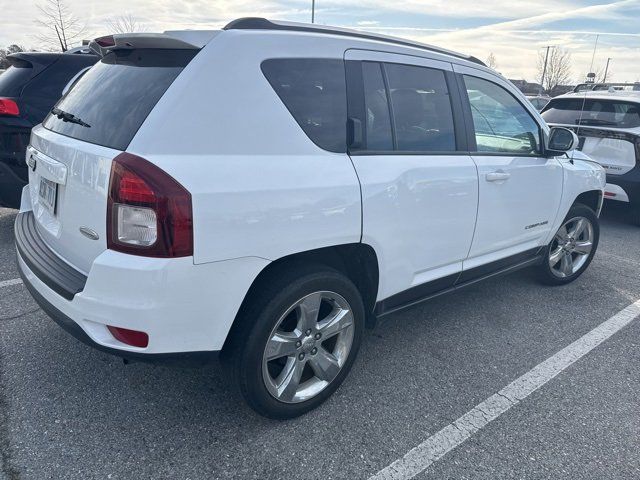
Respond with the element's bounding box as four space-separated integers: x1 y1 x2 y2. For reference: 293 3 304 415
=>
541 98 640 128
43 48 197 151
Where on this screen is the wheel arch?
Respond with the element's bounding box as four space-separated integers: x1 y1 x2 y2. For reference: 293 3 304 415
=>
573 190 603 215
222 243 380 353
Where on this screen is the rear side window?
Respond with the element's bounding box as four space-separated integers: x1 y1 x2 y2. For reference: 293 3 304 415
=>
43 49 196 151
542 98 640 128
0 64 34 97
385 63 456 152
464 75 541 155
261 58 347 153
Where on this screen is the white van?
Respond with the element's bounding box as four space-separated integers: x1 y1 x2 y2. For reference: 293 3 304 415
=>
16 18 605 418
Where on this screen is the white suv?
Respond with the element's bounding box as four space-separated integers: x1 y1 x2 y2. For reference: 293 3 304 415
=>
541 84 640 225
16 18 605 418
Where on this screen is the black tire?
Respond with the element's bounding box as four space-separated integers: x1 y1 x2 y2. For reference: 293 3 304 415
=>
223 264 365 419
536 203 600 286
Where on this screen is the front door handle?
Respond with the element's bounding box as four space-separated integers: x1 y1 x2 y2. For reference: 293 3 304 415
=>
486 171 511 182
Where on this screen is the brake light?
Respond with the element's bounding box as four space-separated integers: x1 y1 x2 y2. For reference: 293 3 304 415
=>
0 98 19 116
107 152 193 257
95 35 116 47
107 326 149 348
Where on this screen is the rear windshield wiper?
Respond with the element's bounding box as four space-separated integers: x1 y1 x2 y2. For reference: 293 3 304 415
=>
51 107 91 128
575 118 617 127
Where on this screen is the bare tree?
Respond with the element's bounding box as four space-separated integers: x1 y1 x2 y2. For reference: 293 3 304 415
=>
35 0 85 52
536 48 572 93
107 13 146 34
485 52 498 70
0 45 26 69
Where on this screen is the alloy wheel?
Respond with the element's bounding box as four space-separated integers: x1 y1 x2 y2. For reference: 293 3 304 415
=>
262 291 355 404
548 216 594 278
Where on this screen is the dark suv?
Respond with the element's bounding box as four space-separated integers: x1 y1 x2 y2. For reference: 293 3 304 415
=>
0 51 98 208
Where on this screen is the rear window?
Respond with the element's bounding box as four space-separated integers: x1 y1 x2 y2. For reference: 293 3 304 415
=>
542 98 640 128
0 64 34 97
261 58 347 153
43 49 196 151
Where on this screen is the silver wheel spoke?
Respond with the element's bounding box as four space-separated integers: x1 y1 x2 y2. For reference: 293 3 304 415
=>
549 246 564 266
297 292 323 332
574 240 593 256
308 347 341 383
560 253 574 276
317 308 353 339
569 218 587 238
265 332 299 361
276 358 305 401
554 225 568 242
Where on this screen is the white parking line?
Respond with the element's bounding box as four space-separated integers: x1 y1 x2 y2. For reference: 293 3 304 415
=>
0 278 22 289
370 299 640 480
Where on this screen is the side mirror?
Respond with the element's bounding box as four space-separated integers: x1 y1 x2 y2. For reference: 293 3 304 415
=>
547 127 579 155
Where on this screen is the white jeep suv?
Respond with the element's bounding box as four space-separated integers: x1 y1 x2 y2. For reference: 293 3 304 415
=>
542 83 640 225
16 18 605 418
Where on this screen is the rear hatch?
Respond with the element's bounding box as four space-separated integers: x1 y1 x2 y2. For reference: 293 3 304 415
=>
28 43 198 274
541 97 640 175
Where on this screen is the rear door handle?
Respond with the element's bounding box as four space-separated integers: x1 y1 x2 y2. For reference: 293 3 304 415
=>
486 171 511 182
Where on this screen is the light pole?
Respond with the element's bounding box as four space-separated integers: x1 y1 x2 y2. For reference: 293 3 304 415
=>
603 57 612 83
540 45 555 95
311 0 315 23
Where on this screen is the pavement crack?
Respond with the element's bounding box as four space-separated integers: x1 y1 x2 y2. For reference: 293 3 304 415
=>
0 308 40 322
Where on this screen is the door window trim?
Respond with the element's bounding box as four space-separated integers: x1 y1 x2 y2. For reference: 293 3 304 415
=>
345 58 470 156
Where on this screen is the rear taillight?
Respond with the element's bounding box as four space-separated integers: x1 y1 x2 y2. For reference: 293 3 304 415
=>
107 152 193 257
0 98 19 116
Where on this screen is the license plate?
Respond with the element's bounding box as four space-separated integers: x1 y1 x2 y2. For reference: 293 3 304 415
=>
38 177 58 215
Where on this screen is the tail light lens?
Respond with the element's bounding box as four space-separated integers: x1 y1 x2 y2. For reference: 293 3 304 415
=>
0 98 19 116
107 152 193 257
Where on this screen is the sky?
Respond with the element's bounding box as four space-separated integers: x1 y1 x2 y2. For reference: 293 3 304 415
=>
2 0 640 83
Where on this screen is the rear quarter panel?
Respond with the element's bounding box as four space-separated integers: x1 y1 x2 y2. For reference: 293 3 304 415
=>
128 31 363 265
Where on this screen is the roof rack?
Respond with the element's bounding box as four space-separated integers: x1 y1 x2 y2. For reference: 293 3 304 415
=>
573 82 640 93
224 17 486 67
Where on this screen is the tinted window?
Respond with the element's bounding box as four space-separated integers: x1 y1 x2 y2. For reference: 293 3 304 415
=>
24 58 95 100
0 65 34 97
262 58 347 153
44 49 196 151
464 76 541 154
385 63 456 152
362 62 393 150
541 98 640 128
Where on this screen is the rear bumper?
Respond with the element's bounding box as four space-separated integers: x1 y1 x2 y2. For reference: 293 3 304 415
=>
606 166 640 206
15 211 270 358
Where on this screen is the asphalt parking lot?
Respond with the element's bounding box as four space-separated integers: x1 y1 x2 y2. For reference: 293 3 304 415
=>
1 204 639 480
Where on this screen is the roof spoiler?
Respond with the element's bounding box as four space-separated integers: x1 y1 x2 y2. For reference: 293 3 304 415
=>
6 52 58 73
573 82 640 93
224 17 486 67
88 33 201 57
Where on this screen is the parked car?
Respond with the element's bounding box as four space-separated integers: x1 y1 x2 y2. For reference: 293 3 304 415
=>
15 18 605 419
0 51 98 208
526 94 551 111
541 84 640 225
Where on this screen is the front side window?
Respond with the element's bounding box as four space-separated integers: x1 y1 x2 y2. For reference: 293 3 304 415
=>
385 63 456 152
261 58 347 153
464 75 541 155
